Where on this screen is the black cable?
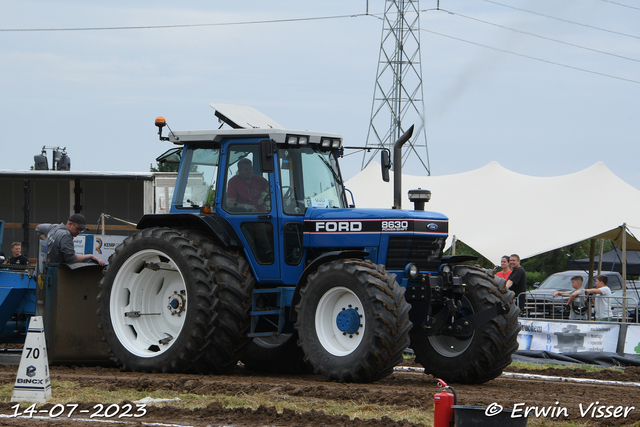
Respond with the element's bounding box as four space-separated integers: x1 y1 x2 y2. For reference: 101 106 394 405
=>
0 13 375 32
422 28 640 85
598 0 640 11
481 0 640 40
432 9 640 64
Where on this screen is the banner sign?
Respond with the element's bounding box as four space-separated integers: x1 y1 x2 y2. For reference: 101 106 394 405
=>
517 320 620 353
623 325 640 355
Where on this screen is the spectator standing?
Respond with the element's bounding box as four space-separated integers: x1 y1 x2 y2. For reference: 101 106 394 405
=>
35 214 105 266
506 254 527 309
496 255 512 280
553 276 588 320
584 274 612 321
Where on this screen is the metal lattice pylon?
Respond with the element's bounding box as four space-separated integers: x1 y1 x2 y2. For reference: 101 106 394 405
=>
362 0 430 175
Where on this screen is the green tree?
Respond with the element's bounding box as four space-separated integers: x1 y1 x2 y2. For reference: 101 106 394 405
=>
150 162 179 172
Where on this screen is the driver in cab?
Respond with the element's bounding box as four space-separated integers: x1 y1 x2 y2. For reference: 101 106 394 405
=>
226 158 269 213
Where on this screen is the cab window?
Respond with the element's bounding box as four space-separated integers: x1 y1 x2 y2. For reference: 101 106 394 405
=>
223 146 272 214
176 147 220 208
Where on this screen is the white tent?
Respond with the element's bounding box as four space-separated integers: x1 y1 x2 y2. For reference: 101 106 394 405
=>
345 161 640 264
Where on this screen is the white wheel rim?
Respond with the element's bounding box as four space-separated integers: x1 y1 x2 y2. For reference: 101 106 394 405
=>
315 286 365 356
110 249 188 358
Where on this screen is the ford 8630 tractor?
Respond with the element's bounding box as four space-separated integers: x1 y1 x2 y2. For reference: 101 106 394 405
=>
97 104 520 384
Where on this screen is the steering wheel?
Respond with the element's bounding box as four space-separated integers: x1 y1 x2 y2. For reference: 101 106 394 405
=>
282 186 293 201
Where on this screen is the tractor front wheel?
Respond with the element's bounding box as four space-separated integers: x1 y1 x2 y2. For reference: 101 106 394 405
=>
295 259 411 383
409 265 520 384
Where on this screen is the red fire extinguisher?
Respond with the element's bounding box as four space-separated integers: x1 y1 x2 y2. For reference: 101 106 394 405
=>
433 378 456 427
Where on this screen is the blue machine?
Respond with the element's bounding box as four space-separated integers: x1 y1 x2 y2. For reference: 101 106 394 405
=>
0 220 37 343
0 219 123 364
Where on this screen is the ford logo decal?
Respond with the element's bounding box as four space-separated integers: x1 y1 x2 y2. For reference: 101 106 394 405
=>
427 223 438 230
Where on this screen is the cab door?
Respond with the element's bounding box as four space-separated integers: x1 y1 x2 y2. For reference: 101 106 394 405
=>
220 143 280 280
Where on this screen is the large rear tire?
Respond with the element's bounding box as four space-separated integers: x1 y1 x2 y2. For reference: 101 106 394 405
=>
295 259 411 383
98 227 216 373
410 265 520 384
180 229 254 374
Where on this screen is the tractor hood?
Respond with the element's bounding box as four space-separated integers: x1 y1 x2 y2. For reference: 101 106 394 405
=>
303 208 448 248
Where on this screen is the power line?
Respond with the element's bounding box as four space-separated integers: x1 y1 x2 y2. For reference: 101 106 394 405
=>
0 13 372 32
422 28 640 85
598 0 640 11
433 9 640 64
3 6 637 86
482 0 640 40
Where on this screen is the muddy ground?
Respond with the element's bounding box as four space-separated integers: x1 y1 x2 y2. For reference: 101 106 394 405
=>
0 358 638 427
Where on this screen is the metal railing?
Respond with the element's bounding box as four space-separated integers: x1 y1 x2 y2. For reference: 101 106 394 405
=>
518 294 639 323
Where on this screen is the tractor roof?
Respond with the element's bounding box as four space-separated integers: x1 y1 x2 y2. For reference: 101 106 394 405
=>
165 103 342 146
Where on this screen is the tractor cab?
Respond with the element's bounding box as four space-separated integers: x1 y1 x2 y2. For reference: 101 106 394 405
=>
155 104 349 284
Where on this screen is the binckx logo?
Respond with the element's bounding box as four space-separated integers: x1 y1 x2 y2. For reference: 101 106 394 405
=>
315 221 363 232
17 378 44 384
26 365 36 377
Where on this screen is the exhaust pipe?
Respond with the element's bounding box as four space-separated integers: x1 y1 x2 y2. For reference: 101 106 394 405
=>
393 125 414 210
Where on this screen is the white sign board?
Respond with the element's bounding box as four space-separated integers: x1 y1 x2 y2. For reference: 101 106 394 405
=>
73 235 87 254
517 320 620 353
90 235 126 264
624 325 640 355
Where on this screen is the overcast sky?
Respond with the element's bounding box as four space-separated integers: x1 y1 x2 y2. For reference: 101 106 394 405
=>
2 0 639 191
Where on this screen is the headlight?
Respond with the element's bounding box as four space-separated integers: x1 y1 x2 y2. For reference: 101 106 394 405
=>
405 263 419 279
441 265 451 274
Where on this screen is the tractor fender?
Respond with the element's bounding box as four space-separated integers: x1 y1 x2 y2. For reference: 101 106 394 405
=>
137 213 243 249
289 250 367 323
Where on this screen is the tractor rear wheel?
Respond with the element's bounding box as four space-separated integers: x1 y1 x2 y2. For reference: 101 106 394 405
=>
295 259 411 383
409 265 520 384
180 229 254 374
98 227 216 373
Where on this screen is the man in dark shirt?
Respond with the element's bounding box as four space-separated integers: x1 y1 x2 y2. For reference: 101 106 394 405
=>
35 214 105 266
7 242 29 266
506 254 527 310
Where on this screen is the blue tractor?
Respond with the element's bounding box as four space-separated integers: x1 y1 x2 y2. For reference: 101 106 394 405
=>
97 104 519 384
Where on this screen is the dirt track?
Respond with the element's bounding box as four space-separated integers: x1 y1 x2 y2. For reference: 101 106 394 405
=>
0 359 639 427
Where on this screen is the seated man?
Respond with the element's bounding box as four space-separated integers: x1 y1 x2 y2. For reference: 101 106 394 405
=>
6 242 29 267
226 158 269 213
35 214 105 266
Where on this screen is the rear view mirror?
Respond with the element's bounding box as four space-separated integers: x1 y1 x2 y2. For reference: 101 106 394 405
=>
259 140 275 173
381 149 391 182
